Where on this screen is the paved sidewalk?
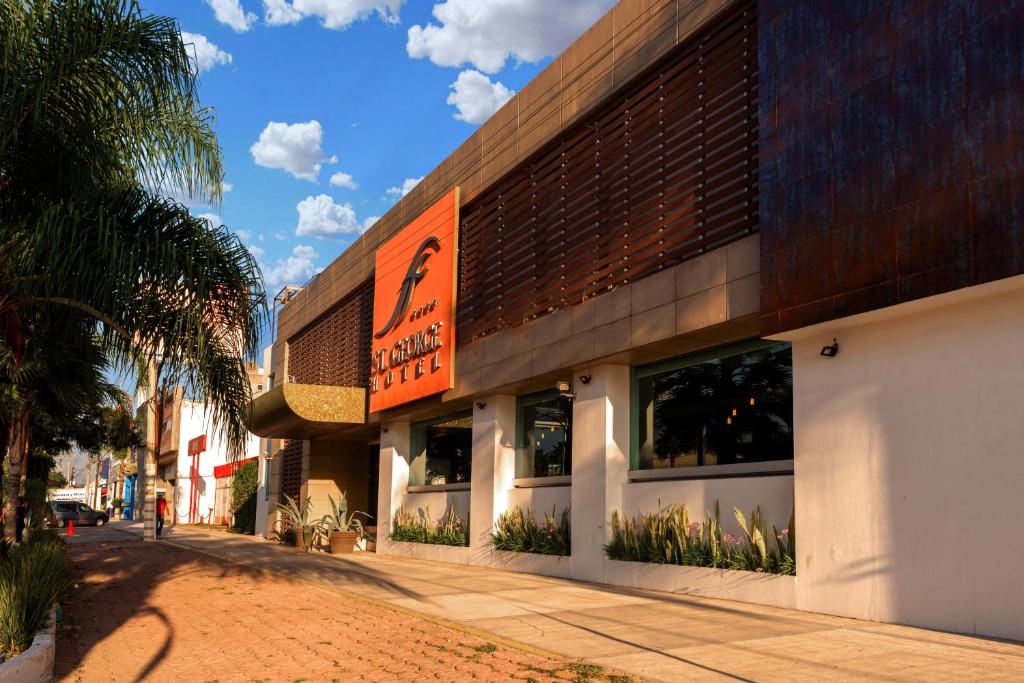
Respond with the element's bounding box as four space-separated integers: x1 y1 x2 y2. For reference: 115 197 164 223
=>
112 520 1024 682
58 536 604 682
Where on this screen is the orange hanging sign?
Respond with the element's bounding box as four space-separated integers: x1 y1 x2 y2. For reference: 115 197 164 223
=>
369 189 459 413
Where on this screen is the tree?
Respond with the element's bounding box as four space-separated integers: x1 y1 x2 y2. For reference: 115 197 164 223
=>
47 471 67 489
0 1 266 541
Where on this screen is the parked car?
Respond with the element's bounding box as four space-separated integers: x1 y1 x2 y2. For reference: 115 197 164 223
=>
51 501 109 528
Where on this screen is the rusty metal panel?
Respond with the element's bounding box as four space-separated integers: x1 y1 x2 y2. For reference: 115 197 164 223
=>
456 0 758 345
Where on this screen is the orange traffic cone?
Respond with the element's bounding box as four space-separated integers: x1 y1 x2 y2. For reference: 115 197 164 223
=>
67 520 75 537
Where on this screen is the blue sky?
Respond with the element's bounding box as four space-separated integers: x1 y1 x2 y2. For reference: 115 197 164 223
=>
139 0 616 306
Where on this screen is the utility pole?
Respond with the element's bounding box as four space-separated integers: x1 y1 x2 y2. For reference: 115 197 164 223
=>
142 357 158 541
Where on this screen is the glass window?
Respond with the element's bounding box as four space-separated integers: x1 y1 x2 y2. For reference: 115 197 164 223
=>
635 342 793 470
516 392 572 478
409 412 473 486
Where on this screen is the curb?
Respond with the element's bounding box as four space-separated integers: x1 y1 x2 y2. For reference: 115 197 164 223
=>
0 605 56 683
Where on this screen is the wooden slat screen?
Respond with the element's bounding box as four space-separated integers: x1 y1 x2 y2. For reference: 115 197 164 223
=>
457 0 757 344
288 280 374 387
281 439 302 505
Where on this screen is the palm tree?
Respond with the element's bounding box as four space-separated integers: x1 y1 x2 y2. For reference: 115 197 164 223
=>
0 1 266 540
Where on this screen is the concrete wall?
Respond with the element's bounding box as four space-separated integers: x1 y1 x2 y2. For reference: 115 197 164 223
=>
782 275 1024 642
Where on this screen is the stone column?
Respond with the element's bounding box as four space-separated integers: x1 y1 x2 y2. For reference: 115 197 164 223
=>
570 365 631 582
376 421 410 555
469 396 517 564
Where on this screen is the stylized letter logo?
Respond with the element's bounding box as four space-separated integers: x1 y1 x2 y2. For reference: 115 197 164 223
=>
374 236 441 338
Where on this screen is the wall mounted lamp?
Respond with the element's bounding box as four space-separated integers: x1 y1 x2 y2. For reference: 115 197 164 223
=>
820 339 840 357
380 425 389 433
475 401 486 409
578 374 591 385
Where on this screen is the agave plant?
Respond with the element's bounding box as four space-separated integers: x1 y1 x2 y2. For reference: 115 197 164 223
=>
320 492 370 539
276 494 314 528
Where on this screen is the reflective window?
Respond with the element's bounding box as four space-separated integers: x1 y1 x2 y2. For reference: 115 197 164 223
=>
635 343 794 470
516 392 572 478
409 412 473 486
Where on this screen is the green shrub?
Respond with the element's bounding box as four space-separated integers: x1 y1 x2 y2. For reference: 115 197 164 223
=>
390 506 468 547
492 506 570 556
230 460 258 534
0 531 72 660
604 501 795 575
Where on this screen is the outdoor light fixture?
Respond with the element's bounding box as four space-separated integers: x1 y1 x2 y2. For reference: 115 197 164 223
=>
556 381 575 399
820 339 840 357
579 374 591 384
475 401 486 409
380 425 389 433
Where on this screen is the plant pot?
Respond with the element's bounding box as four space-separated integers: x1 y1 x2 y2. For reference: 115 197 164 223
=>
329 530 358 554
291 526 314 551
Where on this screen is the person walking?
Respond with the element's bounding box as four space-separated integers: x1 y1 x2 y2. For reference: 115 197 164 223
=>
155 493 167 537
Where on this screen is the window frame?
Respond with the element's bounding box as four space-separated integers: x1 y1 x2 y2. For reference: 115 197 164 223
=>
409 410 474 487
514 390 573 480
630 339 794 473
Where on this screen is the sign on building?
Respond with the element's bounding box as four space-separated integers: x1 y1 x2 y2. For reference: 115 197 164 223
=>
369 188 459 412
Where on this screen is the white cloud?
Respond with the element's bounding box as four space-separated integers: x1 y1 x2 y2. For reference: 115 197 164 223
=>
206 0 256 32
274 231 287 240
362 215 380 232
236 229 253 241
264 244 319 289
329 171 358 190
250 121 336 182
196 212 223 227
222 181 233 193
180 32 233 73
386 176 423 198
247 244 267 261
447 69 513 124
263 0 404 29
295 194 362 238
408 0 614 73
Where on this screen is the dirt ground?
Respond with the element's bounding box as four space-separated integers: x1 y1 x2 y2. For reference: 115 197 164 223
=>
56 539 630 682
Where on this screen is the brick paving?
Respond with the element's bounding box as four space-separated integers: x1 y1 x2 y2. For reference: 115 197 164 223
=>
55 538 631 682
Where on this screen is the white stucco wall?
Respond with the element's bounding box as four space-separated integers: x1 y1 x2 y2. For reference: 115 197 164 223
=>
506 485 571 523
173 402 261 525
784 275 1024 642
622 476 793 539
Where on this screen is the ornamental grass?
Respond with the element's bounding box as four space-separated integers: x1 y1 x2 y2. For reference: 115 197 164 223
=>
391 506 469 547
0 530 72 661
604 501 795 575
491 506 570 556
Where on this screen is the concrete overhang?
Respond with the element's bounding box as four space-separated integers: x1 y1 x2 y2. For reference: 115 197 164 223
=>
247 384 366 439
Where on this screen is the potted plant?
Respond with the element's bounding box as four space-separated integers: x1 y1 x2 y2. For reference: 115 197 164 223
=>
320 492 370 554
276 494 317 551
111 497 124 518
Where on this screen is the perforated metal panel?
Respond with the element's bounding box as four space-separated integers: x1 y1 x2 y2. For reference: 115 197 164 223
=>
457 0 758 344
288 280 374 387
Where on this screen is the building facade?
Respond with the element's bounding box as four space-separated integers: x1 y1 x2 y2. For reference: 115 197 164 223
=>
250 0 1024 643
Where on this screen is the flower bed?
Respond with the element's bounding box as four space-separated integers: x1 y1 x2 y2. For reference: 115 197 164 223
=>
0 531 70 664
604 501 795 575
390 506 468 547
491 506 570 556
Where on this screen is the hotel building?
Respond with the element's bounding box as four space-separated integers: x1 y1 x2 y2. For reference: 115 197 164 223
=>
249 0 1024 642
